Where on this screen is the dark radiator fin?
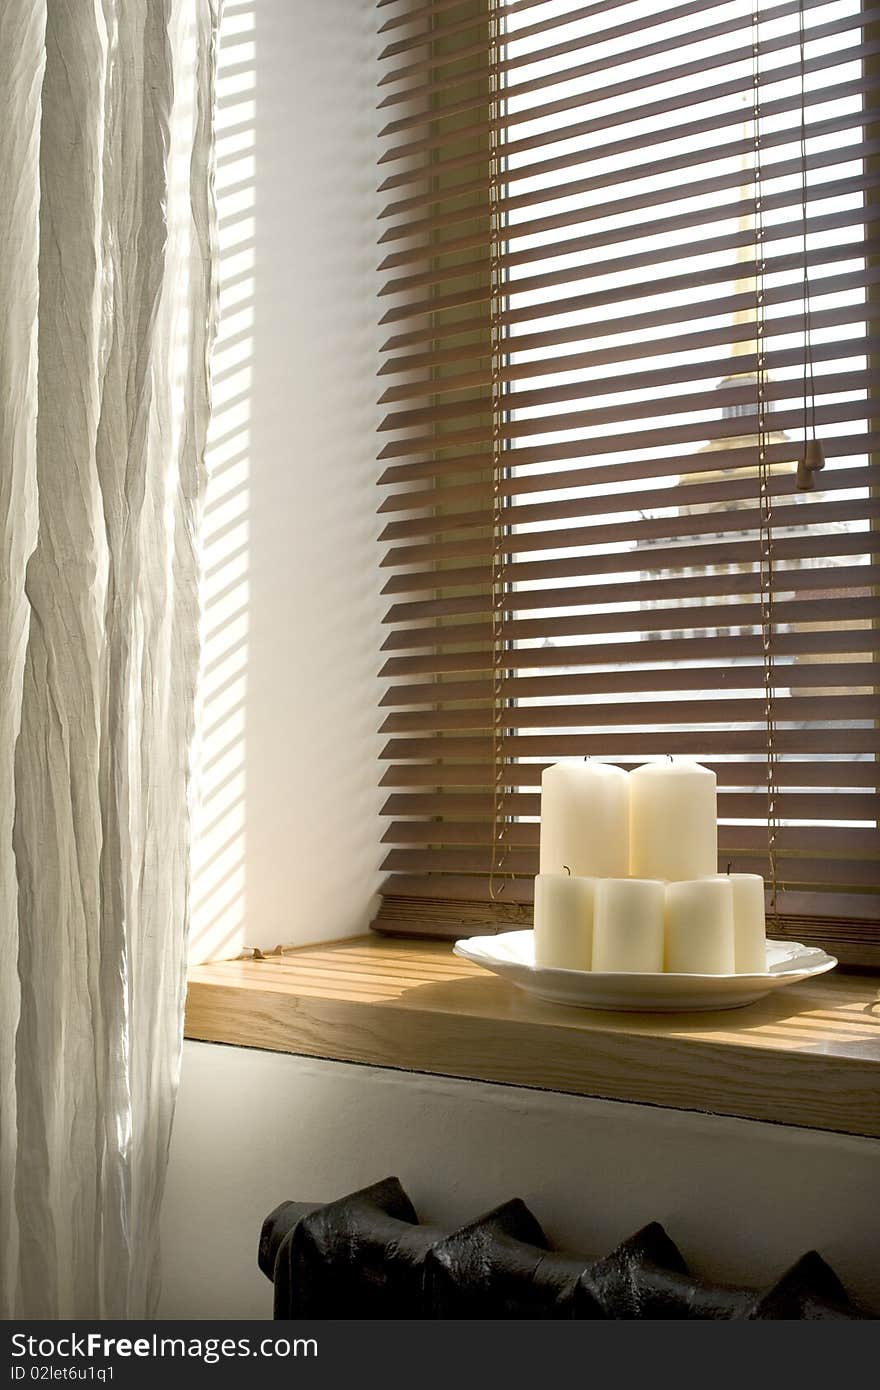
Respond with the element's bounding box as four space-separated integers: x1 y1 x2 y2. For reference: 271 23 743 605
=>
272 1177 443 1320
744 1251 860 1320
579 1222 694 1320
425 1199 574 1320
261 1179 867 1320
258 1199 319 1281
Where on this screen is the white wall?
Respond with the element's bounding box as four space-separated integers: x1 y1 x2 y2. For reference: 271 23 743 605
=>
161 1040 880 1318
189 0 383 963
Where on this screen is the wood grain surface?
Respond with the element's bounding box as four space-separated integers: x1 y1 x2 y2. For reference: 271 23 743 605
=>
185 936 880 1138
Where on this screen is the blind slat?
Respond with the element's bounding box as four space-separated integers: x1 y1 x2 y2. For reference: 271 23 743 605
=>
380 202 873 322
380 528 875 598
380 70 870 212
381 726 880 759
381 123 870 259
373 879 880 926
379 22 874 166
378 0 597 63
381 814 878 851
378 692 878 734
379 66 871 201
378 387 880 469
380 496 880 569
379 429 880 505
376 402 879 489
379 463 874 543
379 847 880 887
378 339 880 438
382 563 878 626
381 595 880 657
380 796 877 829
380 661 878 708
379 296 871 405
379 0 802 91
380 626 880 678
379 247 880 356
379 760 880 789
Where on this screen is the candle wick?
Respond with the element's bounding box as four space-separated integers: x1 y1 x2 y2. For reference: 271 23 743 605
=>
563 864 571 876
727 862 732 875
667 754 673 762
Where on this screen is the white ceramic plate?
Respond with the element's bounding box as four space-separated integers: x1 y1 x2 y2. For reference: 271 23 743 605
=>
453 931 836 1011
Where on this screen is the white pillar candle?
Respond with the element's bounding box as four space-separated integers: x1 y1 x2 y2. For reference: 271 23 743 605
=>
592 878 665 973
533 873 595 971
702 873 767 973
539 760 629 879
629 759 718 881
664 878 736 974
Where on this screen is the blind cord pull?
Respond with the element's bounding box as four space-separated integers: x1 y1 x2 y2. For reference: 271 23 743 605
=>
795 0 827 491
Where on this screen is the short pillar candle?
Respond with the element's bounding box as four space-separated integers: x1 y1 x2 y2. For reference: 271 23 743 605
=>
533 873 595 971
539 760 629 879
665 878 736 974
703 872 767 973
591 878 665 973
629 759 718 882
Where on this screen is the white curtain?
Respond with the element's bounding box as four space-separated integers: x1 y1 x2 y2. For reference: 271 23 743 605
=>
0 0 220 1319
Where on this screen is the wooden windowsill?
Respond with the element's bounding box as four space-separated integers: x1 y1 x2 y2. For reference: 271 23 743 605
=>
185 935 880 1140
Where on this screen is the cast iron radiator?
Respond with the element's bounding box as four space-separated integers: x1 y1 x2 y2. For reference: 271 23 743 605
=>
259 1177 865 1319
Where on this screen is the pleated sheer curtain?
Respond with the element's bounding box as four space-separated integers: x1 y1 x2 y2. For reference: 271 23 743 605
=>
0 0 220 1318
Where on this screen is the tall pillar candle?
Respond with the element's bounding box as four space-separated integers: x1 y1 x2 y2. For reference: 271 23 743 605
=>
539 760 629 879
702 873 767 973
533 874 595 971
629 759 718 881
664 878 735 974
591 878 665 973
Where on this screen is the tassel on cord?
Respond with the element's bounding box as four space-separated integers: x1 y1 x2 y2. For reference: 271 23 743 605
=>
794 0 824 495
795 438 826 491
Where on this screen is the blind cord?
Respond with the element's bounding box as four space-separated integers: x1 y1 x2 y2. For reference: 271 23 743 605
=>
488 0 511 907
753 0 781 927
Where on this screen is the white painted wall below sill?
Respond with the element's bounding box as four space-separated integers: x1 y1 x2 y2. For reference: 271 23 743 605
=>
160 1040 880 1319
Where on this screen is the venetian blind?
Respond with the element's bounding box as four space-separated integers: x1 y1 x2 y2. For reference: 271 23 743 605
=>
374 0 880 964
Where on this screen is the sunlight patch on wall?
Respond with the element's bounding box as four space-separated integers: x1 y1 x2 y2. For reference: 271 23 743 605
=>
190 0 255 964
